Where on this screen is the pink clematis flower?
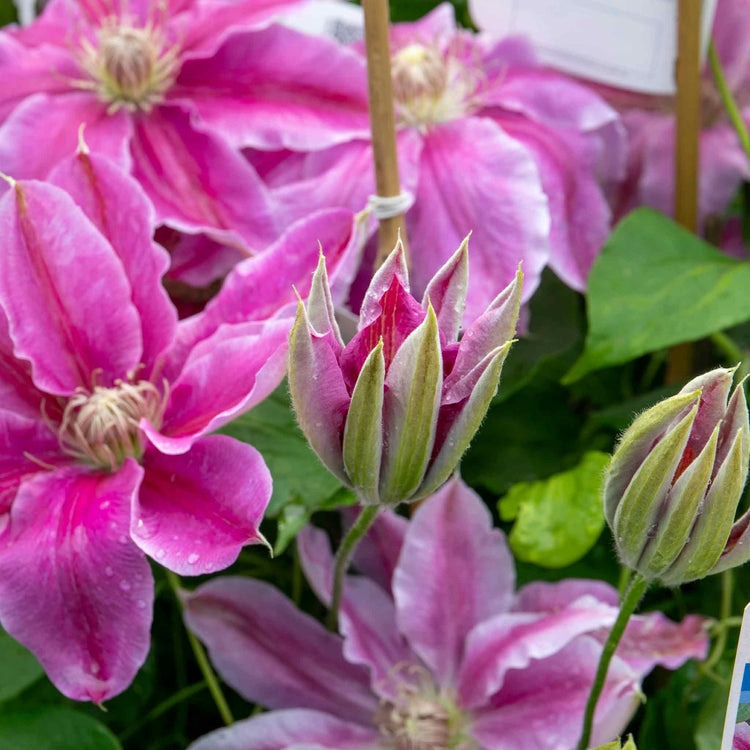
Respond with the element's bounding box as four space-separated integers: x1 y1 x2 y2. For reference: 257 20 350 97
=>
234 4 625 321
607 0 750 228
185 478 709 749
289 237 521 506
0 0 309 253
0 145 360 703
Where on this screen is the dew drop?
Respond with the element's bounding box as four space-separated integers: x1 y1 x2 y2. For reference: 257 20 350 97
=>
104 566 114 577
136 600 147 609
118 534 128 544
90 661 100 675
156 548 165 560
187 553 200 565
100 500 110 510
120 580 131 592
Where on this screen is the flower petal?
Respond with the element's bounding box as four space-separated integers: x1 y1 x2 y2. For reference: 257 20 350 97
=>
0 38 79 121
49 149 177 372
457 602 616 708
0 178 142 395
408 117 548 325
348 508 407 591
470 637 640 749
296 526 415 701
188 709 380 750
0 462 153 703
0 409 62 522
129 104 277 250
0 92 132 181
171 24 370 150
165 207 360 379
133 436 271 575
152 319 289 452
184 576 378 723
392 478 515 686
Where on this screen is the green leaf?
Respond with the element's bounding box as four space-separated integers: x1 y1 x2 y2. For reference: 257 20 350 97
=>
565 208 750 383
0 707 121 749
499 451 610 567
463 380 584 495
220 385 343 517
497 268 584 401
0 631 44 703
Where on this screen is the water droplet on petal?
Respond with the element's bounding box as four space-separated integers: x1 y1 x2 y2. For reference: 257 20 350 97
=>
136 600 147 609
105 566 114 577
155 548 165 560
90 661 100 675
100 500 110 510
187 553 200 565
120 580 131 591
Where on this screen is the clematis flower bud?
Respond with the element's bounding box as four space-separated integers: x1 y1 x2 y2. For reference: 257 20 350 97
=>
604 368 750 586
288 238 521 506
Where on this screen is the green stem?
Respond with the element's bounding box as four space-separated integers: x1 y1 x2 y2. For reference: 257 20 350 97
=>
709 41 750 163
327 505 381 631
703 569 734 673
577 572 649 750
617 566 633 603
166 570 234 726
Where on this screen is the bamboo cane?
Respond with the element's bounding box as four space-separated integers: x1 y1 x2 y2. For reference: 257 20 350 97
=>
362 0 409 267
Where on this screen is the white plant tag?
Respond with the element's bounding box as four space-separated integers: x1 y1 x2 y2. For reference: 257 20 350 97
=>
280 0 364 44
722 602 750 749
468 0 718 95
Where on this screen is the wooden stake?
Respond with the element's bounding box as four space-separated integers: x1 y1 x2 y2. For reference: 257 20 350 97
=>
666 0 702 383
362 0 408 267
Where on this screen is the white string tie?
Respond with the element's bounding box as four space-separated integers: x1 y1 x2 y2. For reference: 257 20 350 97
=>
367 191 415 220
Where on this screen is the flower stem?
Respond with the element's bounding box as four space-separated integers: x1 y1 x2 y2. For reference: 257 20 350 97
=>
577 572 649 750
166 570 234 726
703 569 734 673
709 41 750 163
327 505 381 631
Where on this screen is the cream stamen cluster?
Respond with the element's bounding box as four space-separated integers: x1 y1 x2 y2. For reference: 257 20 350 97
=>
57 379 168 470
375 668 475 750
77 19 179 112
391 42 482 129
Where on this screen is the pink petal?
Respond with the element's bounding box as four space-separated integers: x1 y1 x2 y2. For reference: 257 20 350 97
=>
296 526 415 702
0 310 48 418
167 207 359 376
421 238 469 343
492 113 612 290
170 24 370 150
0 179 142 395
470 638 640 749
133 436 271 574
513 578 619 611
457 601 617 708
177 0 306 58
0 92 132 180
0 409 62 521
606 611 709 675
129 104 277 250
0 462 153 703
151 319 289 453
408 117 548 325
262 126 423 227
392 478 515 686
49 149 177 372
0 38 79 120
159 228 246 287
389 3 456 49
189 709 381 750
347 507 408 591
184 576 378 723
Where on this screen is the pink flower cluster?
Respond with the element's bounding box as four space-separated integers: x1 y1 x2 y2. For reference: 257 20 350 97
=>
0 0 741 732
